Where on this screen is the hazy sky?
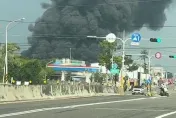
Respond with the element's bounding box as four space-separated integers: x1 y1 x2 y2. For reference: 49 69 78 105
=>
0 0 176 73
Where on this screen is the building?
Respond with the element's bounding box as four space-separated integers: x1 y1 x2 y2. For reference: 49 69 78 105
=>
90 63 108 74
151 66 165 78
46 59 100 83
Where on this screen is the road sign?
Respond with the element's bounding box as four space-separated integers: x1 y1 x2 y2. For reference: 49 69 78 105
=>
112 63 118 69
106 33 116 43
131 33 141 46
155 52 162 59
131 42 140 46
131 33 141 42
110 68 120 75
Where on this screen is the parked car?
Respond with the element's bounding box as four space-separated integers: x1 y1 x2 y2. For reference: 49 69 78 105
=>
132 86 144 95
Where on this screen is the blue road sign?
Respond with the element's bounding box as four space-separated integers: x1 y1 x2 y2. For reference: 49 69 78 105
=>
131 33 141 42
146 77 152 84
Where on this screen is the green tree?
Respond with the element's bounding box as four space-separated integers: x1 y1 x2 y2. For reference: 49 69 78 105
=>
98 40 117 70
140 49 148 74
8 56 54 84
65 72 72 81
0 44 4 82
98 41 138 71
166 72 173 78
0 43 20 82
92 72 104 83
0 43 55 84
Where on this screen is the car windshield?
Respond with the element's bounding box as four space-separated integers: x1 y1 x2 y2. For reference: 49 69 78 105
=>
134 86 142 88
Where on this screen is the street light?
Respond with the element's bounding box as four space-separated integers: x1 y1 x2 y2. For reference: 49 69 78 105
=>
70 48 72 60
87 30 130 84
111 51 122 68
5 18 25 83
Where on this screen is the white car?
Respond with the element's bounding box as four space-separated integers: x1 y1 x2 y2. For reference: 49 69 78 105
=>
132 86 145 95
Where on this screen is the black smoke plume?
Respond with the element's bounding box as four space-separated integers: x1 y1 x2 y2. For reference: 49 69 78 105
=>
22 0 173 62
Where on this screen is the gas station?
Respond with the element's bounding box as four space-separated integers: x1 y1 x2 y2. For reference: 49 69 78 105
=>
46 59 100 82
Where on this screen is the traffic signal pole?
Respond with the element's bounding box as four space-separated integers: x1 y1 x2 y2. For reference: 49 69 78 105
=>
87 31 132 94
120 31 130 88
148 50 152 75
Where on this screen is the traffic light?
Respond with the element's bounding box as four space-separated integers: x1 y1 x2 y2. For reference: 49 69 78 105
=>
150 38 161 43
169 55 176 58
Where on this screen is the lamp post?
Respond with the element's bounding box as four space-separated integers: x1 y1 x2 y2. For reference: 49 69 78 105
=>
87 31 130 82
5 18 25 83
70 48 72 60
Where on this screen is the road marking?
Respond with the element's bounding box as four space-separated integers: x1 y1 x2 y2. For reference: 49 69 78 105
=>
95 108 171 112
155 111 176 118
0 97 159 117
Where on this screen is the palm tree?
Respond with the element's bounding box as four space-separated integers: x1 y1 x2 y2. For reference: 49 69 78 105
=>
140 49 148 74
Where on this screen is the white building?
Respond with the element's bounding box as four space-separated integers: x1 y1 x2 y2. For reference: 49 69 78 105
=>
151 66 165 78
90 63 109 74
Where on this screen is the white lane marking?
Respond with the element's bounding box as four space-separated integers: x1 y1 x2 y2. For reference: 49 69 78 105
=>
0 97 159 118
96 108 171 112
155 111 176 118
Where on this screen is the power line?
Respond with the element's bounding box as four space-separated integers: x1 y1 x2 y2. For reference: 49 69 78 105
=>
1 33 176 41
2 42 176 50
1 19 176 28
0 19 176 28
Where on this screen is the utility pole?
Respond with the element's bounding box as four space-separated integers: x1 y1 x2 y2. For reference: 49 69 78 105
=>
5 18 25 84
87 31 130 94
120 30 130 85
148 50 152 75
70 48 72 60
111 53 114 68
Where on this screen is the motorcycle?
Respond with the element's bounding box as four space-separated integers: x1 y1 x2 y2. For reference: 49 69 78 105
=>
160 85 169 97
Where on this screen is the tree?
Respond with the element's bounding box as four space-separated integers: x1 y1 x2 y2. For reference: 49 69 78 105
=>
0 44 4 82
157 72 162 76
140 49 148 74
0 43 55 84
92 72 104 83
98 40 117 70
166 72 173 78
98 41 138 71
0 43 20 82
8 56 54 84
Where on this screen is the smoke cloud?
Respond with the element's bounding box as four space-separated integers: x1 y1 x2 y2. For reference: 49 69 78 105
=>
22 0 173 62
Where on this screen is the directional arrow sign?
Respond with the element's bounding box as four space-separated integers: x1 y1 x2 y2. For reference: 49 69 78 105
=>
131 33 141 46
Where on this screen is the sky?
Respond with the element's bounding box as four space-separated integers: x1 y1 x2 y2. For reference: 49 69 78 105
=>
0 0 176 73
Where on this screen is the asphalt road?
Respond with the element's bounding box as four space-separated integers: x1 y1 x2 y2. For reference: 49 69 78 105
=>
0 94 176 118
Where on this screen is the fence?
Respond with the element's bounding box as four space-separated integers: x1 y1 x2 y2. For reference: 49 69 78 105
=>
0 82 117 101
